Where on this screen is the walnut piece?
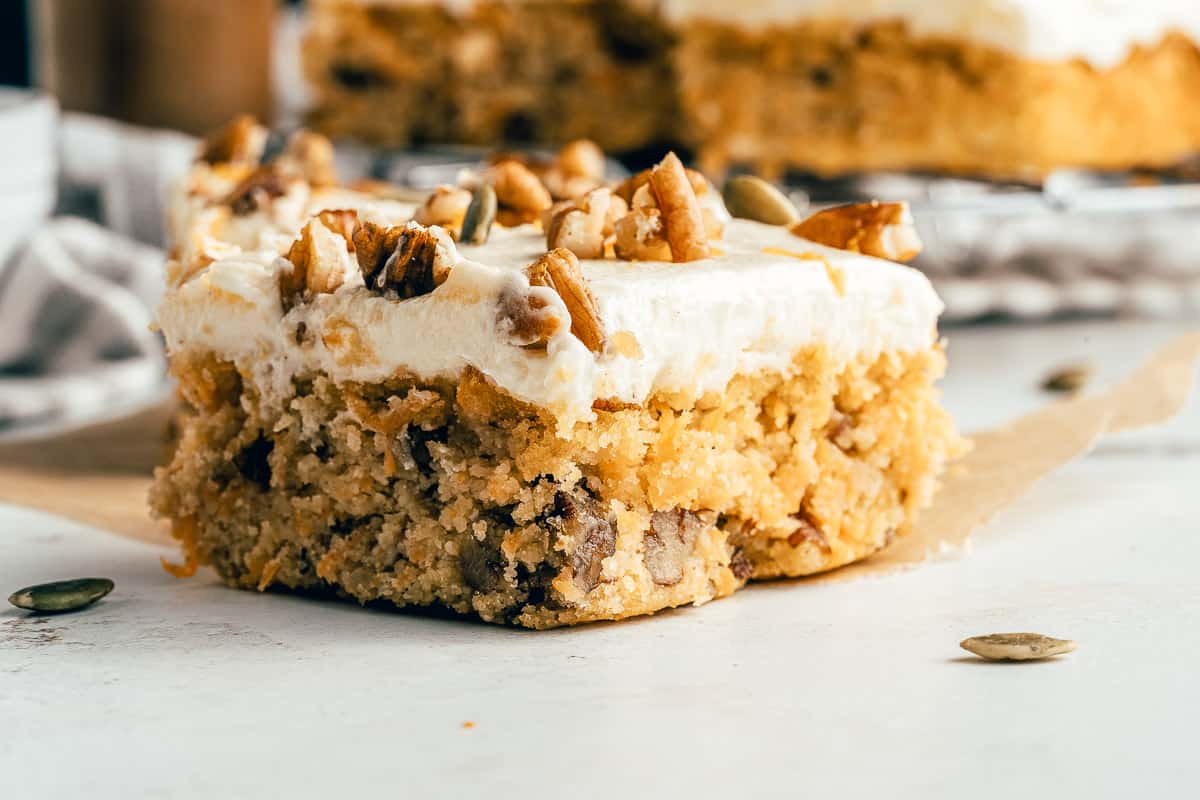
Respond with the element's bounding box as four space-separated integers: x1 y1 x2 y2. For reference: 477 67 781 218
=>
545 187 627 259
413 185 473 235
496 285 563 349
280 211 356 309
199 115 267 166
790 201 922 262
525 248 606 352
644 509 704 586
553 490 617 594
223 167 291 215
489 160 553 227
275 130 338 186
353 220 455 299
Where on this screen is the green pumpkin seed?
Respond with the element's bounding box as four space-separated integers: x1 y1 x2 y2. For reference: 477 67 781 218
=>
960 632 1076 661
8 577 114 613
1041 364 1092 394
723 175 800 226
460 183 497 245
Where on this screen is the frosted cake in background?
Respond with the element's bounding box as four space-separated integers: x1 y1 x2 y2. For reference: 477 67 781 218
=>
302 0 1200 177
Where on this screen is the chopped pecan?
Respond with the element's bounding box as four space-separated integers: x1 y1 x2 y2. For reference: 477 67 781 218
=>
489 160 553 226
787 512 828 550
790 201 922 262
224 167 291 215
496 284 563 349
614 164 710 205
649 152 710 262
644 509 704 586
276 130 338 186
729 548 754 581
353 220 455 299
525 249 606 352
553 490 617 594
413 185 473 235
315 208 359 247
280 214 355 309
199 115 267 166
545 187 627 259
613 206 671 261
541 139 606 200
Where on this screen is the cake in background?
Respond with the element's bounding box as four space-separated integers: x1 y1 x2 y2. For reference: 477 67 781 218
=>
303 0 1200 178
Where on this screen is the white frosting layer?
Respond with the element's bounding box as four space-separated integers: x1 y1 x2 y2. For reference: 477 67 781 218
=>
159 200 943 426
660 0 1200 67
327 0 1200 67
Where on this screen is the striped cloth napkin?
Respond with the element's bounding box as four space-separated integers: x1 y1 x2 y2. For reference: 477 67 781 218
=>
0 115 195 431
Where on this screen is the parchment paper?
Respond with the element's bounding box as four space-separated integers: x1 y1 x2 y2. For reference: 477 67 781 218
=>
1 332 1198 579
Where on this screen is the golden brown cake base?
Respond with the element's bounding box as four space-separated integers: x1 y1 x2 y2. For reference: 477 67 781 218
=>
303 2 1200 177
303 0 675 152
677 23 1200 178
150 345 962 628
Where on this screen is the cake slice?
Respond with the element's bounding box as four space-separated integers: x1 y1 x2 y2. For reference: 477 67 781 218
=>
301 1 1200 178
150 119 964 628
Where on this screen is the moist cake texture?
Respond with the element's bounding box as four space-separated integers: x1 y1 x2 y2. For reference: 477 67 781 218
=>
151 120 964 627
303 0 1200 177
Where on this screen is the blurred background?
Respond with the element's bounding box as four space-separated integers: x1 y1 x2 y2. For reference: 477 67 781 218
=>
0 0 1198 433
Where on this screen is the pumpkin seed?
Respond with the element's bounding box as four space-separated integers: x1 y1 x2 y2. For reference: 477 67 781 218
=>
1041 364 1092 393
8 577 114 613
460 183 497 245
722 175 800 225
960 632 1076 661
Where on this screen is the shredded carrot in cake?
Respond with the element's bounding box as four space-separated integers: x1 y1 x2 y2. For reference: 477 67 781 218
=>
161 516 202 578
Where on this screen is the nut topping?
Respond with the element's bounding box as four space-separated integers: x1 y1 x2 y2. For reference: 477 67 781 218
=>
545 187 627 259
199 114 267 166
649 152 710 262
354 220 455 299
525 248 606 352
280 211 357 309
459 183 498 245
723 175 800 225
223 167 291 215
413 185 473 233
488 159 553 227
791 201 922 262
275 130 338 186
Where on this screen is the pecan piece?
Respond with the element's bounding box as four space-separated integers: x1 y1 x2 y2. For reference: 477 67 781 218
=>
790 201 922 262
413 185 473 235
644 509 704 586
545 187 627 259
198 114 267 166
276 130 338 186
787 512 828 550
553 490 616 594
224 167 291 215
525 248 606 352
280 213 355 309
489 160 553 227
353 220 455 299
496 284 563 349
649 152 710 262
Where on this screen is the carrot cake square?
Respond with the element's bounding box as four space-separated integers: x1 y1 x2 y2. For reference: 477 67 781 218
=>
150 118 964 627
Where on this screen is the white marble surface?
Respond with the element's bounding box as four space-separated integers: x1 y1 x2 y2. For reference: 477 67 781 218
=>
2 318 1198 799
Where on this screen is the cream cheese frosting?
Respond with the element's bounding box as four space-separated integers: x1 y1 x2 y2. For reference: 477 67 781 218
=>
158 192 943 427
320 0 1200 68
